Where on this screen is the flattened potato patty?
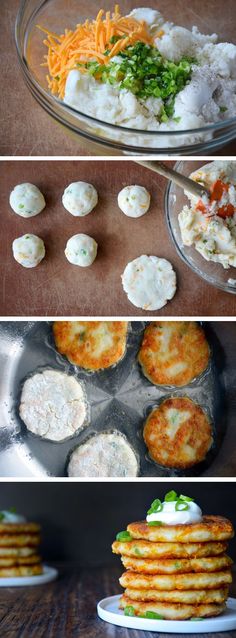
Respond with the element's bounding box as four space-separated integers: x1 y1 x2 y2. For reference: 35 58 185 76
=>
138 321 210 386
0 547 37 557
0 564 43 578
53 321 128 370
0 554 41 567
143 396 213 468
0 523 40 534
119 570 232 591
112 540 228 559
121 554 232 574
127 516 234 543
120 595 225 619
0 534 41 547
124 586 229 604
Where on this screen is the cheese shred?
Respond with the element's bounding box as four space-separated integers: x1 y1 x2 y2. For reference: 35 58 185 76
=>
37 5 153 99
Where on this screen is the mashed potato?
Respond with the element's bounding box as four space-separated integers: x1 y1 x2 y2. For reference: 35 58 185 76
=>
178 161 236 269
63 7 236 138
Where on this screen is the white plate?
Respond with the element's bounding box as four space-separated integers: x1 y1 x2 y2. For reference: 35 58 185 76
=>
97 594 236 633
0 565 58 587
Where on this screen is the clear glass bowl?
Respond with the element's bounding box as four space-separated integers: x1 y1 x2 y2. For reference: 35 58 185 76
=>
15 0 236 155
165 160 236 294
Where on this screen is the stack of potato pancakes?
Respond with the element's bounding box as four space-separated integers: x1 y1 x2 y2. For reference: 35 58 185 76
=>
112 499 234 620
0 520 43 577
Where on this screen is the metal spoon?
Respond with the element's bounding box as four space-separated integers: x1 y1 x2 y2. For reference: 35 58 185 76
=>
135 160 211 200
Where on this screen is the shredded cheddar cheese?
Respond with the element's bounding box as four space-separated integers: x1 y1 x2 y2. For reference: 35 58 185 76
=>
38 5 153 99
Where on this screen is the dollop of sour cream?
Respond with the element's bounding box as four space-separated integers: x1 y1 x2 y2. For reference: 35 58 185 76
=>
0 510 26 524
146 500 202 525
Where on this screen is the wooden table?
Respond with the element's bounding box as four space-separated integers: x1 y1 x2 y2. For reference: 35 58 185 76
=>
0 564 235 637
1 0 236 157
1 160 236 317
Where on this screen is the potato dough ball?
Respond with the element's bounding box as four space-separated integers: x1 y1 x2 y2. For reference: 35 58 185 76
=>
9 183 45 218
12 234 45 268
62 181 98 216
65 234 98 267
118 185 150 218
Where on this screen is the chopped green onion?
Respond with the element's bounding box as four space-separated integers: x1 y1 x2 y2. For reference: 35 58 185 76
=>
175 501 189 511
147 498 163 515
124 606 135 616
220 106 227 113
147 521 163 526
116 530 132 541
164 490 177 502
179 494 193 502
86 42 194 122
190 618 204 621
144 611 163 619
18 204 24 209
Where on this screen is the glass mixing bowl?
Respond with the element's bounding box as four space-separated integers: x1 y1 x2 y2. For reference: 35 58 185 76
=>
15 0 236 155
165 160 236 294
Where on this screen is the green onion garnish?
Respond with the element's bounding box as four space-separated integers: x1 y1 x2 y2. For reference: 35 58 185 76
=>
175 501 189 511
124 606 135 616
147 521 163 527
147 498 163 515
144 611 163 619
164 490 177 502
116 530 132 541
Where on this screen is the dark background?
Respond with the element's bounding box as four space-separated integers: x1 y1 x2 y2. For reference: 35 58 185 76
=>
0 482 235 565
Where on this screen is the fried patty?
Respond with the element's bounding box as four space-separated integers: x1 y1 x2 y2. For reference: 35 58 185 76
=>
0 547 37 557
143 397 213 468
121 554 232 574
112 540 228 559
0 554 41 567
124 586 229 604
120 595 225 619
138 321 210 387
127 516 234 543
0 534 41 547
0 564 43 578
0 523 40 534
53 321 128 370
119 570 232 591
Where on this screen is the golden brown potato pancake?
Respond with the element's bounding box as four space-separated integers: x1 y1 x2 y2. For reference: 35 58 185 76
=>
0 523 40 534
124 586 229 604
143 396 212 468
53 321 128 370
119 570 232 591
138 321 210 386
120 594 225 619
121 554 232 574
0 564 43 578
127 516 234 543
112 540 228 559
0 534 41 547
0 547 36 557
0 554 41 567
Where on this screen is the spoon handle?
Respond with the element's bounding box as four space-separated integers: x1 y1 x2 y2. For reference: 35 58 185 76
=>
135 160 210 199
